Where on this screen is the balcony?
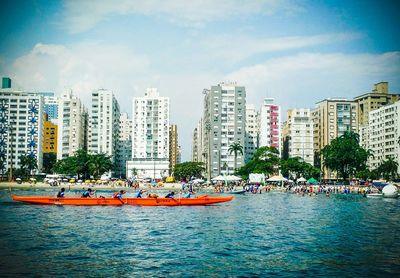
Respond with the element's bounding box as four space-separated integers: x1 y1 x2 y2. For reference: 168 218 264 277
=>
271 137 279 141
271 112 278 117
271 118 278 123
271 124 278 129
271 106 279 111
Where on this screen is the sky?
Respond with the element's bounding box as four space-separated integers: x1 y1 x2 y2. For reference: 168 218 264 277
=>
1 0 399 161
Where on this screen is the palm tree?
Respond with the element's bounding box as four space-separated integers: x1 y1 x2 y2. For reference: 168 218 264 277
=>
89 153 113 179
377 157 399 181
228 142 244 172
19 154 37 177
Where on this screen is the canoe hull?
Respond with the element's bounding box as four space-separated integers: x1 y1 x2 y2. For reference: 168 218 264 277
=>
11 195 233 206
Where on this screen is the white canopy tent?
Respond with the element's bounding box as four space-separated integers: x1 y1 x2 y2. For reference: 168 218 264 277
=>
267 175 288 182
297 177 307 182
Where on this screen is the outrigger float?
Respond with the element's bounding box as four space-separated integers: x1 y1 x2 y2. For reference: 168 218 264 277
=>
11 195 233 206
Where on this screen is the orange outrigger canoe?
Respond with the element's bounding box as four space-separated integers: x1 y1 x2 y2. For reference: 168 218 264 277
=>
11 195 233 206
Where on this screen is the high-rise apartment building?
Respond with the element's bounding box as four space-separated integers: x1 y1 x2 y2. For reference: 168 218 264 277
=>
312 99 358 178
118 113 132 178
202 82 246 178
245 104 259 162
89 89 121 176
169 124 179 173
38 92 58 122
282 109 314 165
43 113 57 154
191 119 204 163
366 101 400 173
0 89 44 175
354 82 400 149
259 98 281 152
57 91 88 159
127 88 170 179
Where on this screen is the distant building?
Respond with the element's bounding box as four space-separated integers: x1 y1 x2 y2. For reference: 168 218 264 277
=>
202 82 246 178
89 89 121 176
191 118 204 163
127 88 170 179
244 104 259 162
2 77 11 89
42 113 57 154
118 112 132 178
282 109 313 165
57 91 88 159
0 89 44 174
169 124 179 174
37 93 58 122
366 101 400 173
259 98 281 152
312 98 358 179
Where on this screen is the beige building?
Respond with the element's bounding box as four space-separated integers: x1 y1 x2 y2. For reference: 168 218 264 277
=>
282 109 314 165
57 91 88 159
169 124 179 173
354 82 400 127
312 99 358 179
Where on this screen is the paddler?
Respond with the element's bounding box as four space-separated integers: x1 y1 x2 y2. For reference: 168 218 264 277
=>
165 191 175 198
112 190 126 199
57 187 65 198
82 188 95 198
134 189 146 198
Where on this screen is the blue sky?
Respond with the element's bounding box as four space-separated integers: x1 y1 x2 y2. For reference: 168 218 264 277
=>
1 0 399 160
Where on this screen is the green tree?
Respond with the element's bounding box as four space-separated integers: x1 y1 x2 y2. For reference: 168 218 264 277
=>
280 157 320 180
321 131 369 182
236 146 280 179
228 142 244 171
174 162 205 181
42 153 57 173
19 154 37 177
377 157 399 181
89 153 113 179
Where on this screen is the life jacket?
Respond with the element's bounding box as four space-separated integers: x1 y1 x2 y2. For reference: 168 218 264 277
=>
112 192 119 198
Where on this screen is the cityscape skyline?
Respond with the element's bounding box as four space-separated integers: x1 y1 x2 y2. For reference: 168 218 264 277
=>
1 0 400 161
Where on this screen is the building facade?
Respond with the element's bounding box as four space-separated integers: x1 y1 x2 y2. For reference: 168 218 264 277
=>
244 104 259 162
282 109 313 165
118 112 132 178
202 82 246 178
366 101 400 173
57 91 88 159
39 93 58 122
312 99 358 178
0 89 44 175
89 89 121 176
127 88 170 179
259 98 281 152
169 124 179 173
43 113 57 154
191 118 204 163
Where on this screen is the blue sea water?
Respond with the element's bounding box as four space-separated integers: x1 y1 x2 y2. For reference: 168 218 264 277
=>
0 189 399 277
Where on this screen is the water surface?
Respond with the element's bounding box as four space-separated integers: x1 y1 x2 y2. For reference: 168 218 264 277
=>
0 189 399 277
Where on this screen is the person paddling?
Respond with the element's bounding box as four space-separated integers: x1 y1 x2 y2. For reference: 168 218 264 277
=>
82 188 95 198
183 190 195 198
57 187 65 198
134 189 146 198
112 190 126 199
165 191 175 198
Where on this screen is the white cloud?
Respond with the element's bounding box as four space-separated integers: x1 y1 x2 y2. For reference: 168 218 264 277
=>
9 42 150 105
62 0 303 33
201 32 361 63
225 52 400 114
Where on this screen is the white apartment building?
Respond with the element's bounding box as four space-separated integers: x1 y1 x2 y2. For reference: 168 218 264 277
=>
245 104 259 162
89 89 120 175
57 91 88 159
118 113 132 178
127 88 170 179
202 82 246 178
367 101 400 172
0 89 44 174
259 98 281 153
282 109 314 165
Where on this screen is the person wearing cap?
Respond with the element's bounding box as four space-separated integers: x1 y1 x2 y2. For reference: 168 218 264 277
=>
82 188 95 198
